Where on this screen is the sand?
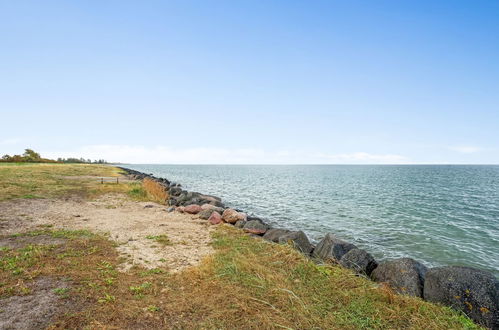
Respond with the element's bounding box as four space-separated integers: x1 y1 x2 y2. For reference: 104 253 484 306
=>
0 194 214 272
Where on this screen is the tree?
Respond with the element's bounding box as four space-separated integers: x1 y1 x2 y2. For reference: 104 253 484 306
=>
23 149 41 162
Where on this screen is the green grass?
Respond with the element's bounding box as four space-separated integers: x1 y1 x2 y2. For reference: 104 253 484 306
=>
145 234 173 246
0 163 131 201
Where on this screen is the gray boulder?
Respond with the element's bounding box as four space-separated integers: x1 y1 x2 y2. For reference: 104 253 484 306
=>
424 266 499 329
339 248 378 276
263 228 292 243
247 216 266 224
198 209 214 220
371 258 427 297
234 220 246 228
243 220 269 235
312 233 357 261
169 187 182 196
278 231 314 255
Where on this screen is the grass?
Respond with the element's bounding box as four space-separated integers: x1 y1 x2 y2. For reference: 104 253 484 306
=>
0 227 480 329
0 163 132 201
142 178 169 204
145 234 173 246
0 163 159 203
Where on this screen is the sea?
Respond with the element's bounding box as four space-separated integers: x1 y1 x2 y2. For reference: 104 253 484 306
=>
121 164 499 277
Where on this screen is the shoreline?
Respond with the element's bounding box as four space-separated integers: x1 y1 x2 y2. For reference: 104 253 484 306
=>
118 165 499 329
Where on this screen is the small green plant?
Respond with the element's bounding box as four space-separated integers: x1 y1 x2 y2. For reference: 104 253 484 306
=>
147 305 160 312
98 293 116 304
139 268 164 277
54 287 70 298
145 234 172 246
129 282 153 298
21 194 41 199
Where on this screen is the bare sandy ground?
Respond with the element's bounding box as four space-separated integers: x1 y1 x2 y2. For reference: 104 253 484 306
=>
0 194 214 272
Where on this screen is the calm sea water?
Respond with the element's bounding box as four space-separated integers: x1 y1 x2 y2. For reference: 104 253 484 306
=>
122 165 499 276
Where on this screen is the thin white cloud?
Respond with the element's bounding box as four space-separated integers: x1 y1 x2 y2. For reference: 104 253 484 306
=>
449 145 482 154
314 152 410 164
0 138 22 145
42 145 411 164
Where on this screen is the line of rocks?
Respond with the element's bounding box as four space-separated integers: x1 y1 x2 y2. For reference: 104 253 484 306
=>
119 167 499 329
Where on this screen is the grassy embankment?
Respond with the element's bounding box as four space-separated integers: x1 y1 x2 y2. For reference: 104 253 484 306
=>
0 163 480 329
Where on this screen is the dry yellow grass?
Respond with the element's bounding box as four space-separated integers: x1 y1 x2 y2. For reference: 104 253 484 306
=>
142 178 169 204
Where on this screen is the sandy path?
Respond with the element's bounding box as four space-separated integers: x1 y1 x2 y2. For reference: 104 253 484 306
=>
0 194 214 272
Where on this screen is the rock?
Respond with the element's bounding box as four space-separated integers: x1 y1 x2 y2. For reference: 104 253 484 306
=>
247 216 265 223
339 248 378 276
186 191 200 200
187 197 202 206
176 193 190 204
199 194 222 204
222 209 247 224
424 266 499 329
263 228 292 243
371 258 427 297
312 233 357 261
184 204 203 214
144 204 154 209
201 204 224 213
235 220 246 228
208 211 222 225
198 209 214 220
278 231 313 255
166 207 175 212
169 187 182 196
243 220 269 235
176 206 185 213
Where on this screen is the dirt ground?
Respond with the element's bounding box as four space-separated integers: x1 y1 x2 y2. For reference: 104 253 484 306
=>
0 194 214 272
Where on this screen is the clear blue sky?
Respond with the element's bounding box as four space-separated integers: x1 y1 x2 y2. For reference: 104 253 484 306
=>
1 1 498 164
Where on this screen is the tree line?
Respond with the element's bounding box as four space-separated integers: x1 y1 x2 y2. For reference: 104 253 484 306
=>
0 149 108 164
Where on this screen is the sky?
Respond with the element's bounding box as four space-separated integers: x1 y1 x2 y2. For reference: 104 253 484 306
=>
1 0 498 164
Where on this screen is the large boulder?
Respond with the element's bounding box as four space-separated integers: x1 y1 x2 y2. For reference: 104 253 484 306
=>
199 194 224 207
424 266 499 329
339 248 378 276
198 209 215 220
243 220 269 235
208 211 223 225
222 209 247 224
200 204 224 214
183 204 203 214
278 231 313 255
312 233 357 261
263 228 292 243
371 258 427 297
169 187 182 196
234 220 246 228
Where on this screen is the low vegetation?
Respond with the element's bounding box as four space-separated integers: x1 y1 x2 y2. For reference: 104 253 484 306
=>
0 226 478 329
0 163 131 201
0 164 480 329
143 178 169 204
